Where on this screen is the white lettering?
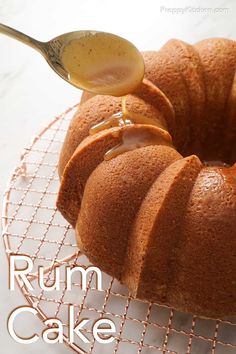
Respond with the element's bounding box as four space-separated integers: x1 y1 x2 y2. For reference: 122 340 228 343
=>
39 266 60 291
43 319 63 343
66 266 102 291
10 255 33 291
8 305 117 345
8 306 39 344
68 305 90 343
93 319 115 343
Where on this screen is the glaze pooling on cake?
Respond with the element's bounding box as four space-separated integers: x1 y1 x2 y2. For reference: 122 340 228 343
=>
57 38 236 318
90 96 169 160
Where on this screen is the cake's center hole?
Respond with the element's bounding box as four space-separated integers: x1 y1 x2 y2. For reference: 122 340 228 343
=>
203 160 231 168
185 151 233 168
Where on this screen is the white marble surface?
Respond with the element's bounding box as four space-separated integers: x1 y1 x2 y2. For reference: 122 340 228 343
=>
0 0 235 353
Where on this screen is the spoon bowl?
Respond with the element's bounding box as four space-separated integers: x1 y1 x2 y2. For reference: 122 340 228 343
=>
0 24 145 96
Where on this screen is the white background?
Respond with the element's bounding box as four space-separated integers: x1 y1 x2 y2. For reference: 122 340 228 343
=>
0 0 235 353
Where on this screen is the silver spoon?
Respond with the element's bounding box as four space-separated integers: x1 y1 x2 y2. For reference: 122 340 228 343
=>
0 23 144 96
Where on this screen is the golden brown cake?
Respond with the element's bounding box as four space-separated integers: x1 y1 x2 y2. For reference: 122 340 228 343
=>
57 38 236 318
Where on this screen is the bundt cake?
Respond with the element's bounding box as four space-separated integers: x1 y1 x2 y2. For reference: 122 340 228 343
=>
57 38 236 318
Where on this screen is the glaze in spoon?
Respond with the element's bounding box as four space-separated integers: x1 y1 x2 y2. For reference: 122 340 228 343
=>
0 23 144 96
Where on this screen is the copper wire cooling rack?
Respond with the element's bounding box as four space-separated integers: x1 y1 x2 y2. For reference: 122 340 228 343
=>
2 104 236 354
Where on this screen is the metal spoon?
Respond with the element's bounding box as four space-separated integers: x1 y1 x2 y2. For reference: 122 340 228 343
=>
0 23 145 96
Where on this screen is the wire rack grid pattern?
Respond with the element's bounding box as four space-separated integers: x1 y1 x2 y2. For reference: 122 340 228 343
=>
2 104 236 354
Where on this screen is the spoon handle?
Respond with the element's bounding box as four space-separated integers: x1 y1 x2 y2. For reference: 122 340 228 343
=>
0 23 46 54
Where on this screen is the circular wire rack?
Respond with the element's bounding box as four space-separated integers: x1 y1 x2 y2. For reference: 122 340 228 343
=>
2 104 236 354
